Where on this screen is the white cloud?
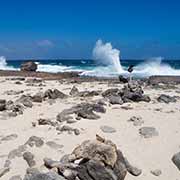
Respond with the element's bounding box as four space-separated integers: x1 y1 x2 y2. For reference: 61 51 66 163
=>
37 40 54 47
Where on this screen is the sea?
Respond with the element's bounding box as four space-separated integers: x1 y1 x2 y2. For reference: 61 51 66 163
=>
1 56 180 78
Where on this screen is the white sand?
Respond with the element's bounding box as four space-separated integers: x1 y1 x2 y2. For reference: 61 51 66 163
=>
0 77 180 179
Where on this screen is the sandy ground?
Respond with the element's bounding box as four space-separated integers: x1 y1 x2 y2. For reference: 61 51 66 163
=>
0 77 180 180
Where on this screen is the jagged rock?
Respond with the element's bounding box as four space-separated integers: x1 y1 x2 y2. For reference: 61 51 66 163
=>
26 167 40 175
172 152 180 170
44 89 67 99
25 136 44 147
69 86 79 96
57 103 106 122
100 126 116 133
9 175 22 180
20 61 37 72
157 94 177 103
109 96 123 105
139 127 159 138
0 99 6 111
23 152 36 167
128 116 144 126
150 169 162 176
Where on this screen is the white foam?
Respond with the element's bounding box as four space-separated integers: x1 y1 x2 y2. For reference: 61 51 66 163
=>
93 40 124 73
0 56 17 70
133 57 180 76
37 63 81 73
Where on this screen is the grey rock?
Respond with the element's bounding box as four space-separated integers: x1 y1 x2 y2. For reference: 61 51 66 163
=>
8 145 27 159
139 127 159 138
32 93 43 103
46 141 63 150
100 126 116 133
74 129 80 135
157 94 177 103
172 152 180 170
25 136 44 147
38 119 56 126
1 134 18 141
109 96 123 105
23 152 36 167
23 172 66 180
150 169 162 176
44 89 67 99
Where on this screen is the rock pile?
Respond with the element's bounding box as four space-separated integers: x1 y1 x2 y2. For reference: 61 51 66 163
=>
102 81 151 104
24 135 141 180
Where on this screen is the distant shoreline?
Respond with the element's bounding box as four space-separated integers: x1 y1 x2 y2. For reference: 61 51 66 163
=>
0 69 180 84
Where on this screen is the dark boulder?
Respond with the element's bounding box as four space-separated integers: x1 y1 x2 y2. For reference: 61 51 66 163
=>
20 61 37 72
172 152 180 171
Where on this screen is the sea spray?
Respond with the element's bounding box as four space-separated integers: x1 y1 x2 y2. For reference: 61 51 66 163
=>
0 56 17 70
92 40 124 73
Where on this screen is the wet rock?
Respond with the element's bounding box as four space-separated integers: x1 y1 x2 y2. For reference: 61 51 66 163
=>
139 127 159 138
20 61 37 72
109 96 123 105
0 167 10 178
172 152 180 170
23 151 36 167
128 116 144 126
157 94 177 103
150 169 162 176
46 141 63 150
0 99 6 111
25 136 44 147
100 126 116 133
9 175 22 180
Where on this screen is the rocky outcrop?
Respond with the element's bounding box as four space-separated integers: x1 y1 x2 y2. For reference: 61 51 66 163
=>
20 61 37 72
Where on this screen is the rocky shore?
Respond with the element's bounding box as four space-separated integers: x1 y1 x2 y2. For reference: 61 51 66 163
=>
0 70 180 179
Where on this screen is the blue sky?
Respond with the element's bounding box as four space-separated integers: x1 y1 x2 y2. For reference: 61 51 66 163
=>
0 0 180 59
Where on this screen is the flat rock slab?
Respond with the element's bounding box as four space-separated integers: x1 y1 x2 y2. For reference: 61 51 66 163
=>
139 127 159 138
100 126 116 133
